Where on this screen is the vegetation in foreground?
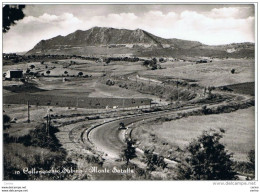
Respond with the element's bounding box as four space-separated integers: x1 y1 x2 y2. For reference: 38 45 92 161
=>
4 118 78 180
120 129 255 180
176 129 237 180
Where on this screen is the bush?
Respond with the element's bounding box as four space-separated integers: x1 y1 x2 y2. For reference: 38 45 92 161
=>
4 143 77 180
176 129 237 180
159 58 164 62
3 114 11 130
3 122 78 180
248 149 255 171
16 123 62 151
144 149 167 171
143 59 158 70
106 79 115 86
3 114 10 124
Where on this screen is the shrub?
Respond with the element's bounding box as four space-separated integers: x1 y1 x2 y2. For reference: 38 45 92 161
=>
144 149 167 171
248 149 255 171
3 114 10 124
176 129 237 180
3 114 11 130
159 58 164 62
106 79 115 86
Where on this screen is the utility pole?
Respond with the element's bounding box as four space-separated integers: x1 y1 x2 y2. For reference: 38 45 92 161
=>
27 101 30 123
46 114 49 134
177 80 179 102
48 114 51 135
46 108 51 136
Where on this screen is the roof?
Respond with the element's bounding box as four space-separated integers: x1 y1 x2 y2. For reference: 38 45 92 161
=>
7 69 23 72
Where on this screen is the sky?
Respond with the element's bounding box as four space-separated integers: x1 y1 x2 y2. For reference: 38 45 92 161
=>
3 4 255 53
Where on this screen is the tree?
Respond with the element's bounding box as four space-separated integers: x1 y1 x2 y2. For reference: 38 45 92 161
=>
231 69 235 74
246 149 255 179
26 69 30 74
208 86 215 95
159 58 164 62
152 58 157 64
3 114 10 124
3 5 26 33
3 114 11 130
64 71 68 75
46 70 51 76
78 72 83 77
170 95 174 105
105 59 111 65
30 65 35 70
121 139 136 165
248 149 255 170
176 129 237 180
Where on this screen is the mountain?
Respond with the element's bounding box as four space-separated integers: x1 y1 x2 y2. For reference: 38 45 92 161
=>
27 27 254 58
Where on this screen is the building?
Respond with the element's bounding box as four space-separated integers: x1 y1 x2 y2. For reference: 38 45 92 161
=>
6 69 23 79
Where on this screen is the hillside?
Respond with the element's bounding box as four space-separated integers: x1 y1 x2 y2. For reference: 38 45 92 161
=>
27 27 254 58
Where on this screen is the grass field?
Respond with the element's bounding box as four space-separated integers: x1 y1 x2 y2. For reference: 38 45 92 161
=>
140 58 254 87
132 107 255 162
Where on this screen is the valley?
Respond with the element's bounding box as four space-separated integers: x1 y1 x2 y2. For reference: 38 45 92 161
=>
3 27 255 180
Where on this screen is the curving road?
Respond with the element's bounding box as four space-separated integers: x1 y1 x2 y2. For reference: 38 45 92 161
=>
87 105 202 159
87 90 254 161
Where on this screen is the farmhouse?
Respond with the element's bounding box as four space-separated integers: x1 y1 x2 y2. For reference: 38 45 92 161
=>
6 69 23 79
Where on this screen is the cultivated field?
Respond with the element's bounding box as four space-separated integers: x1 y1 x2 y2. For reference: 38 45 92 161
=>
132 107 255 162
140 58 254 87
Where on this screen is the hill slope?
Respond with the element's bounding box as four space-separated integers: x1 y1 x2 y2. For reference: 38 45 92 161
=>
27 27 254 58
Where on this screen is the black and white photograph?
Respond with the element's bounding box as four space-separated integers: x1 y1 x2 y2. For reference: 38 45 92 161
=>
1 2 258 190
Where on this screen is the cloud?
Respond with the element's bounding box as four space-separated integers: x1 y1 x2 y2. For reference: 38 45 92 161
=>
84 13 139 30
171 10 254 44
209 7 241 18
4 13 83 53
21 13 82 26
3 7 255 53
208 7 254 19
